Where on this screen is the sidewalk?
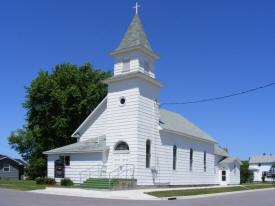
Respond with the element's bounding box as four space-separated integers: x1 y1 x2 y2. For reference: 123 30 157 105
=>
30 185 241 200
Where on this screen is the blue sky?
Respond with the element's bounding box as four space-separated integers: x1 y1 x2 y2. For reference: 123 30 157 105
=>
0 0 274 161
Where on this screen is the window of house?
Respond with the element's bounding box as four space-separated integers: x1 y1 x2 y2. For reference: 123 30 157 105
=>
146 140 151 168
258 163 261 167
65 156 70 166
234 164 236 175
122 59 130 72
173 145 177 170
190 148 193 171
3 163 10 172
114 141 129 151
204 151 207 172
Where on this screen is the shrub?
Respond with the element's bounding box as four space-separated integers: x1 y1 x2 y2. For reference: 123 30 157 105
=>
35 177 55 185
61 178 73 186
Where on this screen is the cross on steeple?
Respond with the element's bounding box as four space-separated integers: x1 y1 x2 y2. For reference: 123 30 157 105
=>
133 2 141 14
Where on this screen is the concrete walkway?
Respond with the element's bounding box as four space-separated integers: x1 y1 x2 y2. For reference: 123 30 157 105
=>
30 185 243 200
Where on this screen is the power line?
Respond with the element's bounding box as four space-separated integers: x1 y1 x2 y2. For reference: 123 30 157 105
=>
160 82 275 107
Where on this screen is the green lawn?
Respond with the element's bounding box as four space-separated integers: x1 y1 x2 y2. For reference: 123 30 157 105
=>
0 179 45 191
146 184 275 198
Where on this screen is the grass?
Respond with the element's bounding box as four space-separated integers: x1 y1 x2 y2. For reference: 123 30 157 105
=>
0 179 46 191
146 184 275 198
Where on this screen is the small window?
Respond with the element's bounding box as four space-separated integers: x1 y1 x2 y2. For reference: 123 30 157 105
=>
234 164 236 175
258 163 261 167
204 151 207 172
120 97 126 105
65 156 70 166
115 141 129 151
146 140 151 168
3 163 10 172
190 148 193 171
173 145 177 170
122 59 130 72
144 61 150 72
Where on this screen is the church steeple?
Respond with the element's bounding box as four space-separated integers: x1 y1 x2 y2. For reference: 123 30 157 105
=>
115 14 153 52
110 11 160 78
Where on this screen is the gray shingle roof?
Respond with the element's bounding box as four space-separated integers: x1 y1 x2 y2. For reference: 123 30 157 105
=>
43 135 108 155
249 155 275 164
219 156 242 165
159 109 217 143
115 14 152 52
214 145 230 157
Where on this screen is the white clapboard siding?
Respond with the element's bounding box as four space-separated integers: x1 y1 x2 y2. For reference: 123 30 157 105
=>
105 79 140 174
47 154 104 184
229 163 240 184
79 102 107 142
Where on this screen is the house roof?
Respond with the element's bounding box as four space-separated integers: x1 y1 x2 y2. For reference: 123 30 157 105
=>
115 14 152 52
219 156 243 165
159 109 217 143
214 145 230 157
43 135 108 155
0 154 26 166
249 155 275 164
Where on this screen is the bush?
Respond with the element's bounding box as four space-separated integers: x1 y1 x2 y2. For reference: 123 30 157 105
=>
35 177 55 185
61 178 73 186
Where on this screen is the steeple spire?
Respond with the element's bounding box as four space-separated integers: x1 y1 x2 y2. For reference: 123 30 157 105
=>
115 14 152 52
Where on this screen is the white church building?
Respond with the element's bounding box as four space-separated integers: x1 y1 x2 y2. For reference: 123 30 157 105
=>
44 11 242 186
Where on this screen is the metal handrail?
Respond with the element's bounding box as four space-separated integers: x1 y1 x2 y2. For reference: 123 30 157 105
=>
79 164 107 183
108 164 135 188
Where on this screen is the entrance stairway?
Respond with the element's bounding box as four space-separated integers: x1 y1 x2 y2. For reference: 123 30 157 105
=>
80 178 119 189
80 178 137 189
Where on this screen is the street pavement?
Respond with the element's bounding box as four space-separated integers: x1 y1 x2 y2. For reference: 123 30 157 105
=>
0 188 275 206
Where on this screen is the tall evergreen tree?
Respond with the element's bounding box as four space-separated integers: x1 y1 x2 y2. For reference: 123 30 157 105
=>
8 63 111 178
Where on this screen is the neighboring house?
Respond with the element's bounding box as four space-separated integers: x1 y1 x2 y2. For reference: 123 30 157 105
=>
43 12 242 186
249 155 275 182
0 155 27 180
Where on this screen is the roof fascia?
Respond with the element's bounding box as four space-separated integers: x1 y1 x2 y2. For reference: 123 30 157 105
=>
103 72 165 88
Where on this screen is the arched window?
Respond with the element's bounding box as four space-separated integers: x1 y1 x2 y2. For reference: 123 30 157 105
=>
190 148 193 171
173 145 177 170
204 151 206 172
146 140 151 168
114 141 129 151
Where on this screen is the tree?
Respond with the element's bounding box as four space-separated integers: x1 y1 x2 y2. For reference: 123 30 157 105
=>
8 63 111 178
240 161 254 184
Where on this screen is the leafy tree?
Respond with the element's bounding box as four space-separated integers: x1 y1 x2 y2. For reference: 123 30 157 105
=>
240 161 254 184
8 63 111 178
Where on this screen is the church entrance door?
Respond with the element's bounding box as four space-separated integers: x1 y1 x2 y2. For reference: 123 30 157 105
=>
113 153 129 178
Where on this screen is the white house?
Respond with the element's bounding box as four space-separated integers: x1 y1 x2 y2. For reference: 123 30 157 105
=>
44 12 242 186
249 155 275 182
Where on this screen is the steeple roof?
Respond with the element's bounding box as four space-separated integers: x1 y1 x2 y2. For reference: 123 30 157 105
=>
115 14 152 52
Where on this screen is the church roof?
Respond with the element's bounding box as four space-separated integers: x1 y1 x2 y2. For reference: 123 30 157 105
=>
43 135 108 155
214 145 230 157
249 155 275 164
115 14 152 52
159 109 217 143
